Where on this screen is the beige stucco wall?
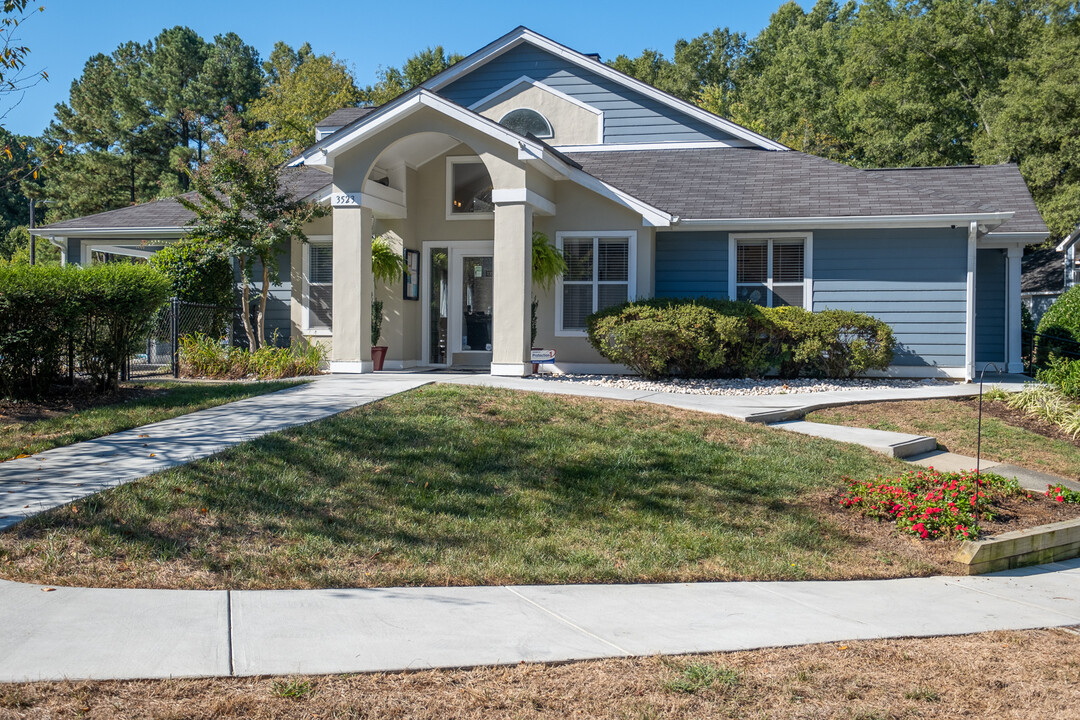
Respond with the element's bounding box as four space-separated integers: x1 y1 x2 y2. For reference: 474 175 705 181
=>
475 83 602 146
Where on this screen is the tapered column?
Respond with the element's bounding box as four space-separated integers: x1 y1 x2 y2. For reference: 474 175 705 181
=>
491 201 533 376
331 204 373 373
1006 246 1024 374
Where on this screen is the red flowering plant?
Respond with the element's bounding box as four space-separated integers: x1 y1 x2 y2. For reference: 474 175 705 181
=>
1045 484 1080 504
839 468 1021 540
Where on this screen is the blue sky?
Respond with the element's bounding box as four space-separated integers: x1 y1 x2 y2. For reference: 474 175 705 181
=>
3 0 796 137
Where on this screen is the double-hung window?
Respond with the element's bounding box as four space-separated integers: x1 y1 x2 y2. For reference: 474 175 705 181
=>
556 232 636 334
733 234 810 308
306 243 333 331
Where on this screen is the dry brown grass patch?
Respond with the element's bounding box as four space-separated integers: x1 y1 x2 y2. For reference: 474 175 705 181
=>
2 630 1077 718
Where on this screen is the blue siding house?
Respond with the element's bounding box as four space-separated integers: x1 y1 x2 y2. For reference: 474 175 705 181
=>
33 27 1048 379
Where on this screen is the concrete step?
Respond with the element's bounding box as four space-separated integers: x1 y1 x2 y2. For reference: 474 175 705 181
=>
769 420 938 459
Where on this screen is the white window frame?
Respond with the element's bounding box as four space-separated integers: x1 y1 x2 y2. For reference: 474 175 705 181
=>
445 156 494 221
728 232 813 309
555 231 638 336
302 236 333 335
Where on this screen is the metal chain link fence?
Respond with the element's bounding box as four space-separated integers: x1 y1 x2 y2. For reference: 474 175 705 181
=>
125 298 234 379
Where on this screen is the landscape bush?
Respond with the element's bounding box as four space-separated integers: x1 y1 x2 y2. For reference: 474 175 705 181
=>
0 265 80 397
1036 285 1080 366
765 306 895 378
150 237 235 337
1037 356 1080 399
586 298 893 379
0 263 170 397
586 298 772 379
179 332 326 379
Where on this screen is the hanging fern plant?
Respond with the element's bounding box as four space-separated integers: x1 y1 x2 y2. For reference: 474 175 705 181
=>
531 231 566 347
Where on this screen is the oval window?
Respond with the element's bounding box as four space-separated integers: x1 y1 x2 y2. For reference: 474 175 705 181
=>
499 108 553 139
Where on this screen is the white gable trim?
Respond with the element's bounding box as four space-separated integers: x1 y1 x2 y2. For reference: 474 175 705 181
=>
298 89 550 167
468 75 604 145
423 27 789 152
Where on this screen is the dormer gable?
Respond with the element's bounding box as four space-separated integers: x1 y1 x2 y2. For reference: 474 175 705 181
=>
425 27 787 151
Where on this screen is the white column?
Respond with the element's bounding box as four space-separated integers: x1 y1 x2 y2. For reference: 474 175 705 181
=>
1006 245 1024 374
330 204 374 373
964 221 978 382
490 201 533 376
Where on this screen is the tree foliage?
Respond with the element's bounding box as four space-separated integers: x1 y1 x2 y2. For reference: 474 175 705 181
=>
248 42 362 159
361 46 464 106
179 113 328 350
614 0 1079 240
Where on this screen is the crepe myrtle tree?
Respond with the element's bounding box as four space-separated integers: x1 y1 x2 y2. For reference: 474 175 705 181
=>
180 111 329 349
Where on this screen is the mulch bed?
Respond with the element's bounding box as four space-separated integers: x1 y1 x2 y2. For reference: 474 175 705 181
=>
0 382 167 426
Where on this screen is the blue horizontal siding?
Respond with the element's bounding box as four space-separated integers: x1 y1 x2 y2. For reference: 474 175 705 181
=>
812 228 969 368
441 44 739 145
976 248 1006 363
654 231 729 299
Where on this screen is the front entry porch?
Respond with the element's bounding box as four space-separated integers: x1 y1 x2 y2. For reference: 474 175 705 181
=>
423 241 496 369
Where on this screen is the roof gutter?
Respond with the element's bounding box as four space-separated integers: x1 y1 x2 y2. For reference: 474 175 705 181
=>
675 212 1014 231
29 227 186 239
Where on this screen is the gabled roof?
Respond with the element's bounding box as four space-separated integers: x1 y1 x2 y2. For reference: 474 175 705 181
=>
1022 247 1064 295
34 166 331 235
316 107 375 129
420 26 789 152
566 148 1014 226
866 165 1047 235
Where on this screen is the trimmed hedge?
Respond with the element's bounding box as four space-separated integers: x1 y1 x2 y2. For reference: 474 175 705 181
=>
1036 285 1080 366
0 263 170 397
586 298 894 379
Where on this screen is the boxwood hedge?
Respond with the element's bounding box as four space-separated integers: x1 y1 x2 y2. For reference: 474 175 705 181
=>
586 298 894 379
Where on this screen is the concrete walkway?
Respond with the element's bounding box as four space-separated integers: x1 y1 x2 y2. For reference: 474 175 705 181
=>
2 559 1078 682
0 375 433 530
3 370 1077 684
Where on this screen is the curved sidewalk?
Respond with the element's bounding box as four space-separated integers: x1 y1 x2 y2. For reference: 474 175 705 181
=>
2 559 1078 682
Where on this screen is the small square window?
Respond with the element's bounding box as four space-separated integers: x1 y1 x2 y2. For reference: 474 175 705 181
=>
735 237 806 308
449 159 493 216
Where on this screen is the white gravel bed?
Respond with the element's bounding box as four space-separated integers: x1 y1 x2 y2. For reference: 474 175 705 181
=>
527 373 951 396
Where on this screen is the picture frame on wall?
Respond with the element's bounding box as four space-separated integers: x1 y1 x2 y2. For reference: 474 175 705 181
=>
404 249 420 300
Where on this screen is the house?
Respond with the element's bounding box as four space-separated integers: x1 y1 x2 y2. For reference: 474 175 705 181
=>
31 27 1049 380
1023 225 1080 326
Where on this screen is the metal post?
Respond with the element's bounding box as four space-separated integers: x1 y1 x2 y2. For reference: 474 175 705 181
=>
67 336 74 385
171 297 180 379
28 198 35 266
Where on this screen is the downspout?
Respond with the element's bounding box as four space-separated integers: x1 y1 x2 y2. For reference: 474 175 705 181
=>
965 221 978 382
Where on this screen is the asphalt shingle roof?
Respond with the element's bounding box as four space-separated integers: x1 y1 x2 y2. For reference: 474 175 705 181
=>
1022 247 1065 295
567 148 1038 224
315 107 375 128
38 166 331 232
866 165 1047 235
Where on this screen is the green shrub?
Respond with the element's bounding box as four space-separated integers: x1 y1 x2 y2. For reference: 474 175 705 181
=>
0 265 81 397
73 263 171 391
765 306 895 378
1037 356 1080 398
179 332 326 379
1036 285 1080 366
587 298 894 379
586 298 771 379
150 238 234 336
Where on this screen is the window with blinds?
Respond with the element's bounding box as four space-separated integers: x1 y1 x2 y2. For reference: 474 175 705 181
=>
735 237 805 308
558 235 632 332
308 245 333 330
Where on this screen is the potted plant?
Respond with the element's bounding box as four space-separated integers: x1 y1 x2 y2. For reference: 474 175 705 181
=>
531 231 567 373
371 235 407 371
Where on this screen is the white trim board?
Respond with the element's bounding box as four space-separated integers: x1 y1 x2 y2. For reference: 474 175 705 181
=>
677 212 1014 232
421 27 789 152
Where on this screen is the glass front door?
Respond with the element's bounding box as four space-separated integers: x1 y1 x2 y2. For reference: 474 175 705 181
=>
424 243 495 367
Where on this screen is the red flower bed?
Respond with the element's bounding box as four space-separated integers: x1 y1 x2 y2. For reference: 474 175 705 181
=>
1046 484 1080 504
840 468 1022 540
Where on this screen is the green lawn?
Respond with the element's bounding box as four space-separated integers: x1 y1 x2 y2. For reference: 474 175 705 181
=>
0 380 304 461
0 384 936 590
808 397 1080 480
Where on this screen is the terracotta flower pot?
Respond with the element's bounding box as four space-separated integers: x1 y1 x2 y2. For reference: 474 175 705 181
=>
371 346 388 371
